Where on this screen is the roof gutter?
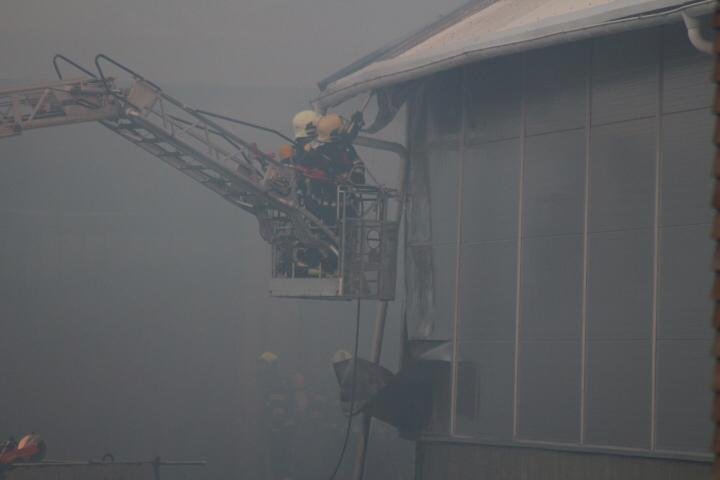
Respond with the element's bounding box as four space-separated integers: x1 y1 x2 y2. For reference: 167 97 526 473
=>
316 0 715 109
682 11 714 54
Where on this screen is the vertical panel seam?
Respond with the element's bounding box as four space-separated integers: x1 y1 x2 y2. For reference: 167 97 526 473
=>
512 52 527 439
650 26 664 452
450 68 468 437
580 39 593 445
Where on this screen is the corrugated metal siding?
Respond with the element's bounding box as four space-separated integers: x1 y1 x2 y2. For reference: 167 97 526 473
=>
405 21 714 460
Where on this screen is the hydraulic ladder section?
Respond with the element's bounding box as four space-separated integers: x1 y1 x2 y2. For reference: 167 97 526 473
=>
91 56 338 256
0 56 337 254
0 78 120 138
0 54 399 300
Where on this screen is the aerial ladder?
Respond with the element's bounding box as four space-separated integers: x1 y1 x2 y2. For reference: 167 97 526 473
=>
0 54 399 301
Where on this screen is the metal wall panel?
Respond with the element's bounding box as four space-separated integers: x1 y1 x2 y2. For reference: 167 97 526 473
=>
518 340 581 442
660 109 715 227
591 28 660 126
462 141 521 243
589 118 656 233
426 69 463 145
586 229 653 340
523 130 586 237
414 244 457 340
585 229 652 448
525 42 588 136
520 235 583 341
458 241 517 341
658 225 714 339
585 339 652 448
427 148 460 245
662 23 715 114
465 56 523 144
456 340 515 440
655 339 713 452
406 149 433 245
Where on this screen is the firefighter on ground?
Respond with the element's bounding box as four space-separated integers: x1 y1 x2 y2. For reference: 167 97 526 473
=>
257 351 295 480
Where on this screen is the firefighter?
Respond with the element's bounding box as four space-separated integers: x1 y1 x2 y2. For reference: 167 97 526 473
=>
277 143 295 165
298 112 366 226
264 144 294 197
289 110 326 221
313 112 365 185
291 110 320 151
257 352 294 480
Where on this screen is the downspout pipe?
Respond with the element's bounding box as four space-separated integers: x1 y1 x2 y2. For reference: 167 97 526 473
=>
682 12 714 54
350 135 409 480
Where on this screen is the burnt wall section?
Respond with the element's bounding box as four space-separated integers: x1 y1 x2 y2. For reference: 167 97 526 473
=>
405 19 714 464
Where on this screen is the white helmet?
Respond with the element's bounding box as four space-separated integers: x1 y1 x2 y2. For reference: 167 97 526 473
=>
292 110 321 140
316 113 346 143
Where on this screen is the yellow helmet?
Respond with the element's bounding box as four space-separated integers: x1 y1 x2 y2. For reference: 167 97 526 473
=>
277 144 295 162
259 351 279 364
316 113 346 143
292 110 320 140
332 349 352 364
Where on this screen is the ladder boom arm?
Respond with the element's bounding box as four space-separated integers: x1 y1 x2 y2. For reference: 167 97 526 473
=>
0 78 121 138
0 59 339 256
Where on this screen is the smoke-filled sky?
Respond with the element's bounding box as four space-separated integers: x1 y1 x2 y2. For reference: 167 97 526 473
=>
1 0 466 88
0 2 469 478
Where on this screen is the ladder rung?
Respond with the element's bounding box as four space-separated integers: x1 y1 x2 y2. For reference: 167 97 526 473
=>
201 178 228 185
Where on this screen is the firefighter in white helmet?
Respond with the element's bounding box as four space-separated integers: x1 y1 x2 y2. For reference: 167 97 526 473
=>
292 110 320 146
297 111 365 227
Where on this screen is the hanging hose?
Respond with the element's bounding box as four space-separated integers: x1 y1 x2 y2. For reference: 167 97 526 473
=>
193 108 296 145
327 300 362 480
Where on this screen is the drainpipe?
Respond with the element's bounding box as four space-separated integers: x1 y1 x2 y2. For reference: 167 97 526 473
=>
350 135 409 480
681 12 714 54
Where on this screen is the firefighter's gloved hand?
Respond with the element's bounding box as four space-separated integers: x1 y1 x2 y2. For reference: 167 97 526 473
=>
351 111 364 129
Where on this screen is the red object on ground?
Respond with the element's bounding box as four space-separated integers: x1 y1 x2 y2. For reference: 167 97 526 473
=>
0 434 45 464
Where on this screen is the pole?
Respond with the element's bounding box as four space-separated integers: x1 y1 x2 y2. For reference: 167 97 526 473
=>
351 300 388 480
349 134 409 480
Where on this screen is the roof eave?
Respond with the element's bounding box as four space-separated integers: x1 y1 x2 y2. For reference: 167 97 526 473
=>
316 0 714 109
317 0 498 92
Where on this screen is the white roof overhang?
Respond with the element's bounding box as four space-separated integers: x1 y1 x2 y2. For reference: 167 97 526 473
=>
316 0 715 109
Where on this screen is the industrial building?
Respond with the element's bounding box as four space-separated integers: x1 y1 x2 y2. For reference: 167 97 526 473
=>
318 1 716 478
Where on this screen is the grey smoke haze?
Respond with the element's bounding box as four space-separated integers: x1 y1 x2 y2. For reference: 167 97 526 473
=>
1 0 465 88
0 1 467 480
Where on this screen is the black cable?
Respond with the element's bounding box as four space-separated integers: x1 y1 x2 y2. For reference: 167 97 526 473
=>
327 299 361 480
193 108 296 145
164 113 264 170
